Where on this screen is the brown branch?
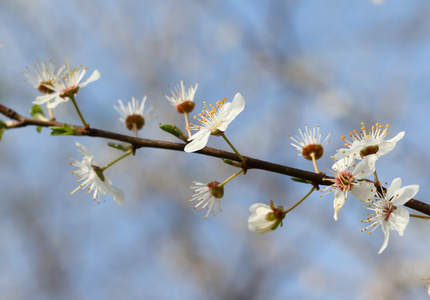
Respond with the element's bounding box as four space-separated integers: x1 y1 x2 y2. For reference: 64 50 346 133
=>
1 103 429 216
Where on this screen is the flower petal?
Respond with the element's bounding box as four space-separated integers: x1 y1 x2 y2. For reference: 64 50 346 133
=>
378 222 390 254
387 207 409 235
184 130 211 152
79 70 101 88
351 181 376 202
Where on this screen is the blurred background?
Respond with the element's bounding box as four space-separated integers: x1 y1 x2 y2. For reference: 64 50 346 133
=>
0 0 430 299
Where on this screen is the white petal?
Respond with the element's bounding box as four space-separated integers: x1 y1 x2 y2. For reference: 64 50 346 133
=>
33 93 56 105
79 70 101 88
112 187 125 205
333 189 346 220
229 93 245 116
378 222 390 254
353 155 377 179
46 95 69 108
386 178 402 199
392 184 419 206
184 130 211 152
387 207 409 235
351 181 376 202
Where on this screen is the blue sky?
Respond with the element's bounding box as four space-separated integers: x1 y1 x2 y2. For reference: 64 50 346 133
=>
1 1 430 299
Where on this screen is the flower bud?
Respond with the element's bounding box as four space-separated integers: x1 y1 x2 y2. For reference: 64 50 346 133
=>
248 201 285 234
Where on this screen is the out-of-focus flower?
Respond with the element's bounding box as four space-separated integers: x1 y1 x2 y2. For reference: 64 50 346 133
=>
113 96 152 131
184 93 245 153
33 64 100 108
322 156 377 220
165 80 198 114
361 177 419 254
289 125 331 160
24 59 65 94
189 181 224 218
69 142 125 205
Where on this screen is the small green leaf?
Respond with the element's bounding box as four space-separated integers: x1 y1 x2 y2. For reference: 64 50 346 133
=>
291 177 312 184
31 105 48 133
30 105 48 121
159 123 188 142
222 158 242 168
49 124 79 136
108 142 133 151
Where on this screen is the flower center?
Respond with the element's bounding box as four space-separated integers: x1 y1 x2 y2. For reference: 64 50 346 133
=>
189 98 227 131
382 201 394 222
208 181 224 198
60 85 79 98
360 145 379 158
335 170 354 192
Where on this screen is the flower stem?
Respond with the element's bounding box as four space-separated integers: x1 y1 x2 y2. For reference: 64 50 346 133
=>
222 133 245 163
373 170 380 185
46 100 55 120
220 169 244 187
100 149 133 171
410 214 429 220
310 152 320 173
184 112 192 138
284 186 316 213
69 94 87 127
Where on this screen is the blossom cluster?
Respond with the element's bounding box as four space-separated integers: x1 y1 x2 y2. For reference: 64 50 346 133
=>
22 58 422 256
255 122 419 255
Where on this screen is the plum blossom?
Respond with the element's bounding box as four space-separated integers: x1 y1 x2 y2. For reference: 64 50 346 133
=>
184 93 245 153
322 156 377 220
164 80 198 113
361 178 419 254
289 125 331 160
113 96 152 132
189 181 224 218
33 64 100 108
23 59 65 94
69 142 125 205
333 123 404 165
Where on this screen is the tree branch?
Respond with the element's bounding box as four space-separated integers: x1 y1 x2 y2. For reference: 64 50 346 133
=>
1 103 429 217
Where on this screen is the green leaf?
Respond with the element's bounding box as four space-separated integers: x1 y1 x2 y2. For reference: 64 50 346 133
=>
159 123 188 142
30 105 48 121
31 105 48 133
290 177 313 184
49 124 79 136
107 142 133 151
222 158 242 168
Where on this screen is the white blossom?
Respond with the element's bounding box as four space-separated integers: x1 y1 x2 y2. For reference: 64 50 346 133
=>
361 178 419 254
69 142 125 205
185 93 245 153
33 65 100 108
322 156 377 220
